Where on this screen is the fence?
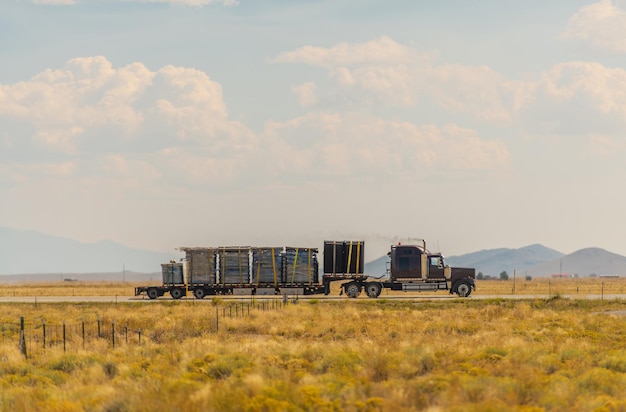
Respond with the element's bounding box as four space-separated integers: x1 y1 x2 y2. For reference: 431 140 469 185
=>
1 299 285 359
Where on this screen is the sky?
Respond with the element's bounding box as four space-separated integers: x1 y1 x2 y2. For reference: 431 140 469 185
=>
2 0 626 259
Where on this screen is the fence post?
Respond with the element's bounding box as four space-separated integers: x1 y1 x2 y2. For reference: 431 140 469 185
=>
42 319 46 350
112 320 115 348
125 322 129 344
602 282 604 301
138 329 142 344
19 317 27 359
215 305 219 333
98 315 101 338
82 319 85 350
63 321 66 353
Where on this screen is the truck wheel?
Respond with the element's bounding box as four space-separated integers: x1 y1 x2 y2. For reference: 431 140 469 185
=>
147 288 159 300
170 288 184 300
193 289 206 299
344 282 361 298
365 283 382 298
455 281 472 297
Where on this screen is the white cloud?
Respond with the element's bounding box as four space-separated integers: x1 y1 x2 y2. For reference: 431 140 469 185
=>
32 0 77 4
517 61 626 135
33 0 238 5
274 37 420 68
0 56 240 156
259 112 510 179
277 37 531 122
123 0 238 6
0 54 510 203
561 0 626 53
292 82 318 107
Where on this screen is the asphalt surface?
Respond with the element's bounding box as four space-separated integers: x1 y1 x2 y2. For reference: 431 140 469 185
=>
1 293 626 303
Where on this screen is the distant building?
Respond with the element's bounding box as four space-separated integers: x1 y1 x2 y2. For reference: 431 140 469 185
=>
550 273 571 278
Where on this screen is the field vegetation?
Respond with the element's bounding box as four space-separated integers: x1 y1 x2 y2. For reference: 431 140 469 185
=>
1 296 626 411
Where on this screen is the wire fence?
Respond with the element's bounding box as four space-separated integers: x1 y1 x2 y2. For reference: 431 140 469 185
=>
1 299 286 359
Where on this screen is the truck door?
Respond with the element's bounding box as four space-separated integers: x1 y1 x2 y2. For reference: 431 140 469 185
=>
428 256 445 279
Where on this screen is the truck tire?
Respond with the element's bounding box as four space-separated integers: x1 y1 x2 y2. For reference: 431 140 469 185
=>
455 281 472 297
193 289 206 299
170 288 184 300
344 282 361 298
147 288 159 300
365 282 382 298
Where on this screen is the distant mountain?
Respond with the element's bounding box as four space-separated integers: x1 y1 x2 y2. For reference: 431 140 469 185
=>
364 255 390 278
0 227 180 275
445 244 564 277
524 247 626 278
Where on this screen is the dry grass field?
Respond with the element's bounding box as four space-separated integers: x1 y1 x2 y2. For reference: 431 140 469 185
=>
1 293 626 411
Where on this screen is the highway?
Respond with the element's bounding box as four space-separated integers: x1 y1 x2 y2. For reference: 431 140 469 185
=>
1 293 626 303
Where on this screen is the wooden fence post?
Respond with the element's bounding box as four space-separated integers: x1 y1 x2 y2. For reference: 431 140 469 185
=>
19 317 27 359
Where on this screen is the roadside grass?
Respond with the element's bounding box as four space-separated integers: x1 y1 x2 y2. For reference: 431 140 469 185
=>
1 298 626 410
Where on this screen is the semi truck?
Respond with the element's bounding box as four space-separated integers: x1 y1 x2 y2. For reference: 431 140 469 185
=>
134 240 476 299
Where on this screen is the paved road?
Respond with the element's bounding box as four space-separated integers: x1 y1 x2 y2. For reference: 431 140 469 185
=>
1 294 626 303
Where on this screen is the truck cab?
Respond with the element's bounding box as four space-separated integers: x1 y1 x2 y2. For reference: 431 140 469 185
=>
387 242 476 296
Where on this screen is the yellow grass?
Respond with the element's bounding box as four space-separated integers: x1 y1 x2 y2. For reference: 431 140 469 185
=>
1 297 626 411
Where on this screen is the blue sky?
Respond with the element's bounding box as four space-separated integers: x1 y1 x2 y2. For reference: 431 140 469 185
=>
2 0 626 259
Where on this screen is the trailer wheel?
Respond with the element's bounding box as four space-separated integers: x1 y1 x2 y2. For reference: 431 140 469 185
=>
147 288 159 300
193 289 206 299
365 282 382 298
344 282 361 298
170 288 184 300
455 281 472 298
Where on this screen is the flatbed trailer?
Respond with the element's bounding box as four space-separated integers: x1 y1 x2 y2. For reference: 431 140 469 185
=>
134 240 475 299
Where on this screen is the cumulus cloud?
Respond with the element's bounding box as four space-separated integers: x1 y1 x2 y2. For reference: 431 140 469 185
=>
259 112 510 179
0 56 242 158
32 0 77 4
0 54 510 195
274 36 419 68
517 61 626 135
292 82 318 107
123 0 238 6
33 0 238 5
276 37 531 122
561 0 626 53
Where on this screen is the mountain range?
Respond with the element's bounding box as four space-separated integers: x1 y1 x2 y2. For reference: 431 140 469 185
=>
2 227 626 280
0 227 179 276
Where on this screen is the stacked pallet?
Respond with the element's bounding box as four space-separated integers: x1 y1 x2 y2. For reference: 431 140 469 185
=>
219 247 250 284
181 247 217 285
284 247 319 285
161 263 184 285
252 247 282 285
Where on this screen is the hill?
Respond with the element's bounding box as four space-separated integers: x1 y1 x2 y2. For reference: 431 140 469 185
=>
524 247 626 278
0 227 180 275
445 244 564 277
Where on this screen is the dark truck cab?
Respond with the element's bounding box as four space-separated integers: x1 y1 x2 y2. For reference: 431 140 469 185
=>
383 242 476 297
